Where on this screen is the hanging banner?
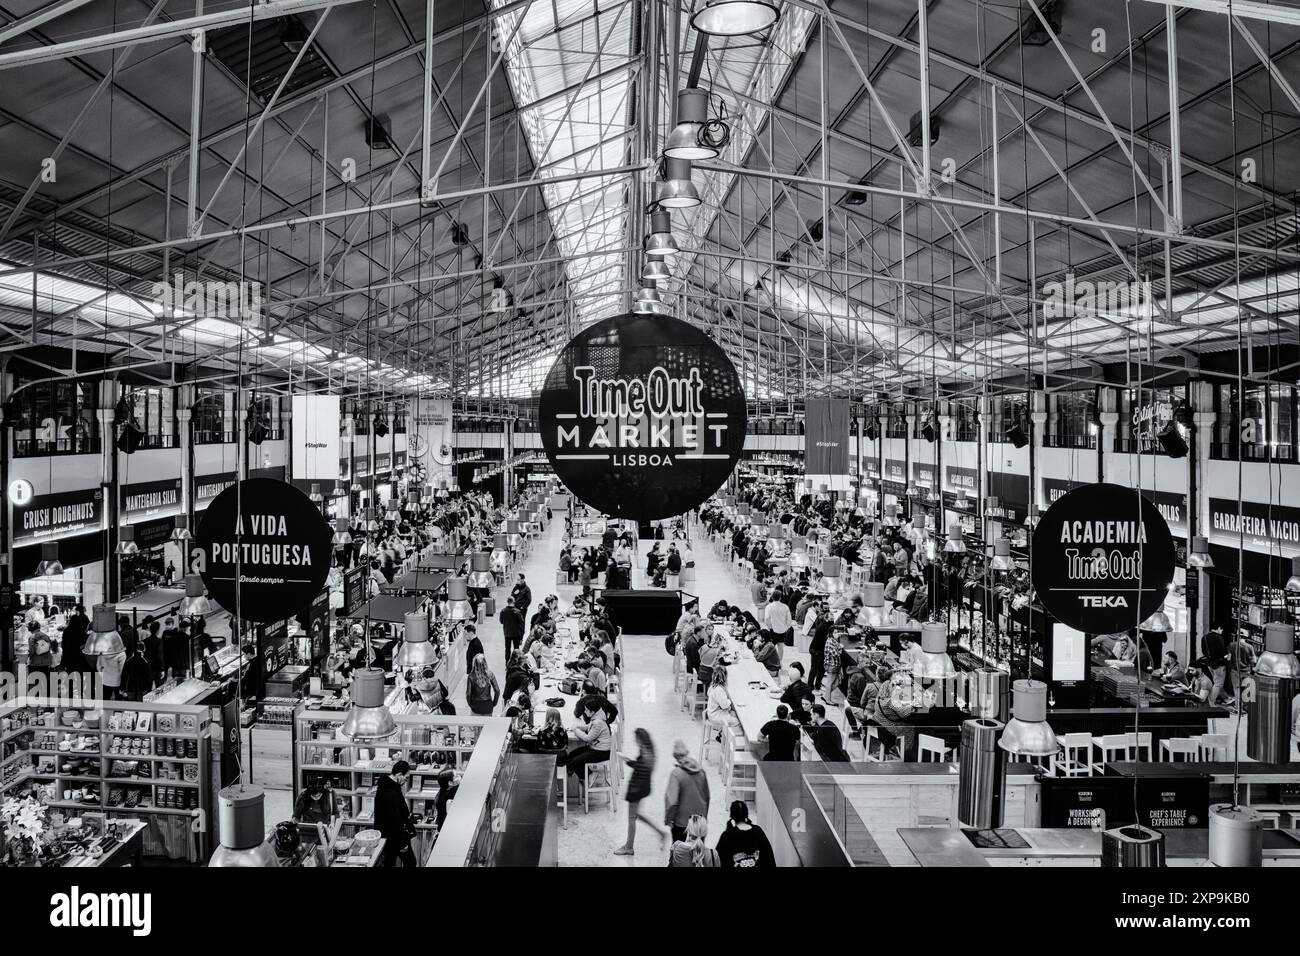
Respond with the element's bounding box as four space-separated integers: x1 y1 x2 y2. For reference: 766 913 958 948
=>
12 487 104 547
193 478 332 623
291 394 341 480
1207 498 1300 557
804 398 850 475
538 313 746 520
1030 482 1176 634
119 478 182 523
413 398 454 487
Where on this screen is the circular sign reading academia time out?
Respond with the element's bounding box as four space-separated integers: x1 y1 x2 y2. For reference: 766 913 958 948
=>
539 313 746 520
194 478 332 622
1030 482 1176 634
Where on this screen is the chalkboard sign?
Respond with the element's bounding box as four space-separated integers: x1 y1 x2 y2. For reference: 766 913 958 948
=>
343 566 367 616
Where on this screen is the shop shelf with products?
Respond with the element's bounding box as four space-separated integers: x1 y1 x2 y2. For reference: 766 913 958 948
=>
291 703 511 842
1231 584 1300 654
0 698 213 861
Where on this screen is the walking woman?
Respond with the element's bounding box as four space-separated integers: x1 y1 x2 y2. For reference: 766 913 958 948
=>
465 653 501 715
613 728 667 856
667 814 719 868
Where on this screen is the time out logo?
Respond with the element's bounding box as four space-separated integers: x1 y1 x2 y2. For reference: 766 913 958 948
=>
539 314 746 520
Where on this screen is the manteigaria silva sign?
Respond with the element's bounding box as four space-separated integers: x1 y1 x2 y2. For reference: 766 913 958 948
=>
539 313 746 520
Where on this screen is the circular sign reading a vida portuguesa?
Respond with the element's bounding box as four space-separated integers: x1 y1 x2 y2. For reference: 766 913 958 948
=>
539 313 747 520
1030 482 1176 635
194 478 332 623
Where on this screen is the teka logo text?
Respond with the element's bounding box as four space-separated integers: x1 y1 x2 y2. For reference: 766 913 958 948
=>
49 887 151 937
149 273 263 322
1079 595 1129 608
1041 273 1153 321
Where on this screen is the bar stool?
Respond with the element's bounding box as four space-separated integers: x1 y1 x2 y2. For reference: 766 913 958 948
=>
1127 732 1154 762
1090 734 1134 773
1050 733 1094 777
722 725 758 806
583 761 615 813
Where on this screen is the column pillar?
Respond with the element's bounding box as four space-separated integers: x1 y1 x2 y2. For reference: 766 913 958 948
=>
97 380 119 603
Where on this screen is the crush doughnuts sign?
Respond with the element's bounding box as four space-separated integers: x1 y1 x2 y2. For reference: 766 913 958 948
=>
193 478 332 622
539 314 746 520
1030 482 1176 634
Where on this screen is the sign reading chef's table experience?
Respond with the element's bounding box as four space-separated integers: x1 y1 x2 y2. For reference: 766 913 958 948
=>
1030 481 1176 634
539 313 746 520
193 478 332 623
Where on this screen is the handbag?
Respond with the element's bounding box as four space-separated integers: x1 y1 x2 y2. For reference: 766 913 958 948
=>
560 677 580 696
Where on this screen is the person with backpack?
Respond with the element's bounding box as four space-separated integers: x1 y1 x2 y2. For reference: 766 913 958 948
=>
714 800 776 868
465 653 500 715
663 739 710 843
25 621 55 674
668 814 718 867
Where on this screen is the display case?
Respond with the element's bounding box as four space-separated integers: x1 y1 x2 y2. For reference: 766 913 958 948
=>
0 698 212 861
1232 584 1300 653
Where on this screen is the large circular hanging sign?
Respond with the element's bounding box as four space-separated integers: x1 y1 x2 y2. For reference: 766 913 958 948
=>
1030 482 1176 634
539 313 746 520
194 478 332 622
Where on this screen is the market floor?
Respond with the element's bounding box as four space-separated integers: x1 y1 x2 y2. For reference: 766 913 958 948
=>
459 507 810 866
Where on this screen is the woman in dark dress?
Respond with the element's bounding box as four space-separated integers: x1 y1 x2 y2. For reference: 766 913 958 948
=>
613 728 667 856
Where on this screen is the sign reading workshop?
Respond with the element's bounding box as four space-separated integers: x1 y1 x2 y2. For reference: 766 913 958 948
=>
538 313 746 520
193 478 332 623
1030 481 1176 634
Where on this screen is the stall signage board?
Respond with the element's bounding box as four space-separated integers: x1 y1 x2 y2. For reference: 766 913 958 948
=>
12 486 104 546
1031 482 1176 634
538 313 746 520
944 465 977 493
1207 498 1300 558
193 478 332 623
120 478 182 522
883 459 906 484
194 471 236 512
1045 478 1186 532
343 565 367 616
1040 776 1209 829
864 458 880 480
375 453 391 473
911 461 936 488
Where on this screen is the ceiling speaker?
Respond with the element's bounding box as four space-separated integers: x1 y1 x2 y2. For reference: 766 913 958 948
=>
1005 424 1029 449
1157 422 1188 459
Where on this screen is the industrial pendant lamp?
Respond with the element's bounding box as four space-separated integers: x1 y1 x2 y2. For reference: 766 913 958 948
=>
179 573 213 616
331 480 346 498
36 541 64 576
645 210 679 257
989 537 1015 571
208 785 280 867
640 259 671 283
385 498 402 523
331 517 353 547
393 611 439 669
690 0 779 36
634 287 669 315
445 576 474 621
115 525 140 555
665 88 718 160
467 551 496 589
82 604 124 656
340 667 398 742
997 679 1059 758
1139 603 1172 632
1284 556 1300 592
859 582 891 627
881 503 900 528
1186 536 1214 569
309 483 324 505
943 523 966 553
170 515 191 542
912 622 956 680
657 158 700 208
